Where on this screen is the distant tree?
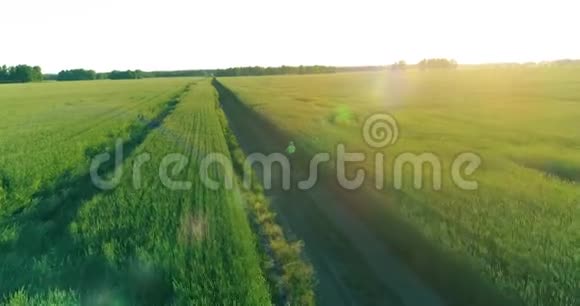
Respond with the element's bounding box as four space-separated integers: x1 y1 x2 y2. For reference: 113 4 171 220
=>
108 70 122 79
391 60 407 70
31 66 43 81
109 70 143 80
11 65 27 82
57 69 96 81
146 70 209 78
0 65 44 83
0 65 8 82
418 58 458 70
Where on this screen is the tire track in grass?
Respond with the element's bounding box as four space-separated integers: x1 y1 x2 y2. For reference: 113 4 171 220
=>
215 96 316 305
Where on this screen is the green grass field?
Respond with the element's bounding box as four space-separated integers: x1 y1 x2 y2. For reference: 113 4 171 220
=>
0 69 578 306
0 78 192 215
0 79 313 305
219 68 580 306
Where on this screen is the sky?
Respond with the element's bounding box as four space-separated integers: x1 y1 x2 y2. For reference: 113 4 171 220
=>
1 0 579 73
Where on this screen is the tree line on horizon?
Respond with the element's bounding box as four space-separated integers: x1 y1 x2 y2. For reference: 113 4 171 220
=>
57 69 97 81
417 58 458 69
0 65 42 83
0 60 473 83
52 69 147 81
213 65 338 76
7 58 580 83
47 66 340 81
8 65 375 83
389 59 458 70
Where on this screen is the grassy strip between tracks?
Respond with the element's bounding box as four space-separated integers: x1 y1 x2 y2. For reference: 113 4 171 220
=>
214 85 316 306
